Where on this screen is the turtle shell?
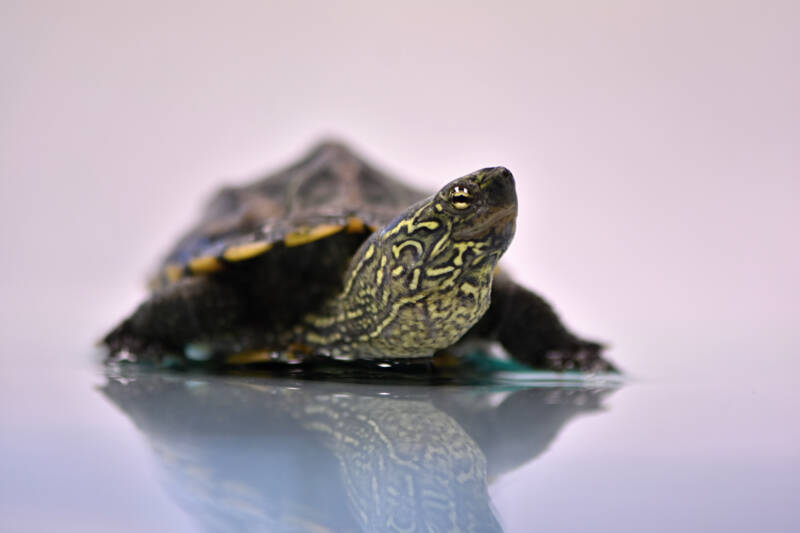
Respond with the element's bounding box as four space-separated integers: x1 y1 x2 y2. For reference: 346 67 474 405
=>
152 141 429 288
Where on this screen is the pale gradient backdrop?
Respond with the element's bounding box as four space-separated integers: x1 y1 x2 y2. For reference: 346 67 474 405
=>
1 1 798 377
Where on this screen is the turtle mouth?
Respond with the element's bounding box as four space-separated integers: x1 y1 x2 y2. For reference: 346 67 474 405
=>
452 203 517 243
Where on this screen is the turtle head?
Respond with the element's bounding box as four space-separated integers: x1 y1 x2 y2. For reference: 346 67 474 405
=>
430 166 517 250
318 167 517 360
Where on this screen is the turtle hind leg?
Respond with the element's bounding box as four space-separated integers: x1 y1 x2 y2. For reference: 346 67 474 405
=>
469 274 616 372
103 319 186 368
103 276 244 367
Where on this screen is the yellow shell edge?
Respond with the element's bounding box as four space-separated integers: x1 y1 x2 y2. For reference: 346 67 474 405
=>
346 216 366 234
188 255 223 274
223 241 274 262
164 264 185 283
284 224 345 247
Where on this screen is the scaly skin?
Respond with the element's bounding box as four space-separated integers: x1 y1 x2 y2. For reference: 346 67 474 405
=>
299 167 517 360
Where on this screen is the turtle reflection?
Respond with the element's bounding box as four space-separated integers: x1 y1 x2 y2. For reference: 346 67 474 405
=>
102 372 615 532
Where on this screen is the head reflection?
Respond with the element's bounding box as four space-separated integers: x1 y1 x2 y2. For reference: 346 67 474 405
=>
102 371 615 532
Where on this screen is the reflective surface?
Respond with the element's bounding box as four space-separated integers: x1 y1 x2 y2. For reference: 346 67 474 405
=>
3 357 798 532
100 368 616 532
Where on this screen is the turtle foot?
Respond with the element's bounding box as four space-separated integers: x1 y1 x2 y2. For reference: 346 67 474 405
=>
543 339 617 373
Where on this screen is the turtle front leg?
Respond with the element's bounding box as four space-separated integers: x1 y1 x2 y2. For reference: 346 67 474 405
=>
468 273 616 372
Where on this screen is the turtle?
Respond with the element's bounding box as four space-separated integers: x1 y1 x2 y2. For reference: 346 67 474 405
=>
104 141 614 372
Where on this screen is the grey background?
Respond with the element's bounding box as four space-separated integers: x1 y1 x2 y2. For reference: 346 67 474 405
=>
1 1 798 531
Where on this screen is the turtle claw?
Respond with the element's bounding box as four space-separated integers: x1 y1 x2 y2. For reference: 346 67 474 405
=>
544 340 616 373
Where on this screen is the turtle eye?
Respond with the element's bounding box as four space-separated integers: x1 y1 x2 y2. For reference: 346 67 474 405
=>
448 185 473 210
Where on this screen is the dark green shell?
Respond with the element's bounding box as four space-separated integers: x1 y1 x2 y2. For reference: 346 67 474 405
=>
154 142 428 287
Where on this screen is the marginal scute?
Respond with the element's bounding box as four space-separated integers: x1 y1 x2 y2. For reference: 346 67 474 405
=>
346 216 366 234
165 264 184 283
285 224 345 247
188 255 223 274
223 241 274 262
